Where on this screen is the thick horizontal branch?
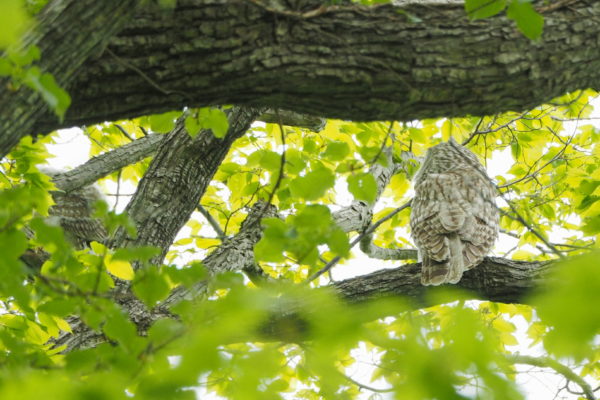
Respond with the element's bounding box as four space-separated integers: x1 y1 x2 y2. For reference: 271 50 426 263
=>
32 0 600 134
334 256 554 306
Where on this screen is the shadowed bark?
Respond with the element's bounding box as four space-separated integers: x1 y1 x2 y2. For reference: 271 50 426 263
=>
0 0 595 154
334 257 553 306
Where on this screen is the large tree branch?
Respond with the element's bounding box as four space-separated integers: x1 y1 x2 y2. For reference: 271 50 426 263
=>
334 256 553 306
109 107 260 263
53 107 259 351
0 0 143 158
28 0 600 135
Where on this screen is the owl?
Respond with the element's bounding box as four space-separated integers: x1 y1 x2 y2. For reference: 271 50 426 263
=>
40 167 108 249
410 138 499 286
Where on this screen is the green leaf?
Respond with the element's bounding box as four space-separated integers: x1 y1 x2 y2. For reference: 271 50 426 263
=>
0 58 11 76
327 228 349 257
507 0 544 40
303 137 318 154
148 319 184 345
165 262 207 287
37 299 78 317
289 167 335 201
184 113 201 138
8 45 40 67
102 308 140 352
465 0 506 19
149 111 180 133
105 256 135 280
258 150 282 172
133 267 171 308
23 67 71 120
254 218 288 262
199 107 229 138
347 173 377 203
294 204 332 230
112 246 161 262
322 141 350 161
286 149 306 175
534 253 600 359
0 0 30 49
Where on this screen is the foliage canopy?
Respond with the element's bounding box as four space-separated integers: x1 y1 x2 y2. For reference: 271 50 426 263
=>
0 1 599 400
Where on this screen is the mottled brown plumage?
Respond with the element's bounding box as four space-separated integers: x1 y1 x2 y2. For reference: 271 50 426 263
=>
41 168 108 248
410 138 498 286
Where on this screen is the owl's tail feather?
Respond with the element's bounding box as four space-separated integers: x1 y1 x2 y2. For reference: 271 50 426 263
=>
421 234 464 286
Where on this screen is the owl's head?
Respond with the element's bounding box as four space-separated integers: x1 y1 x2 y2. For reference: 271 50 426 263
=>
413 137 485 181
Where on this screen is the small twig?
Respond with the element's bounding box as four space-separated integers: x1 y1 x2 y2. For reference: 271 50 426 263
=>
306 201 411 283
537 0 582 13
114 124 134 142
197 205 226 240
369 121 393 165
113 169 122 210
500 197 565 258
341 372 394 393
500 229 593 251
247 110 287 231
498 134 573 189
462 111 529 146
506 354 596 400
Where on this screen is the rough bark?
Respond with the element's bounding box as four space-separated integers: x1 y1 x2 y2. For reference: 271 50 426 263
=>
52 107 259 351
27 0 600 135
109 107 259 264
0 0 143 158
333 149 399 233
334 256 553 306
52 133 164 192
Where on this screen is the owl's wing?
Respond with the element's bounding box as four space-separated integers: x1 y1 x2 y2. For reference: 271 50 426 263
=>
411 173 470 285
411 170 498 284
456 170 499 269
50 189 108 249
59 217 108 248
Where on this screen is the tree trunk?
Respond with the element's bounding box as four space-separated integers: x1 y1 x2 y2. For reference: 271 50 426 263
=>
0 0 143 158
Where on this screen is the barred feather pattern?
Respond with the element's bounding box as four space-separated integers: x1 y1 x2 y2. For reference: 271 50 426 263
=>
42 168 108 249
410 138 499 286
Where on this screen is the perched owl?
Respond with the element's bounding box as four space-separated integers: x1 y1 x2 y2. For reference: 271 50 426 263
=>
410 138 499 286
40 167 108 249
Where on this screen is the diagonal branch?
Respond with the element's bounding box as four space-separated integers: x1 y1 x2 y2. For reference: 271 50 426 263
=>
506 354 596 400
51 133 163 192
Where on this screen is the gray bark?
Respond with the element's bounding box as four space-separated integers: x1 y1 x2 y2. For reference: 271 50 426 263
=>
0 0 143 158
23 0 580 351
52 133 164 192
109 107 260 264
335 257 553 306
26 0 600 136
53 107 259 351
333 149 399 233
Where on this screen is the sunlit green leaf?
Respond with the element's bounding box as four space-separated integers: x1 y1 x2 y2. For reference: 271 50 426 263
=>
347 172 377 203
507 0 544 40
